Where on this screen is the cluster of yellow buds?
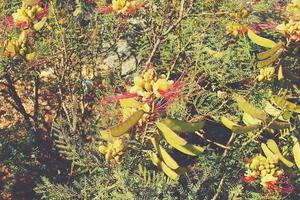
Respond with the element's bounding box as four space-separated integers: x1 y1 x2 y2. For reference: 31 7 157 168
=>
286 0 300 20
276 0 300 41
226 22 248 37
98 137 127 163
12 1 45 27
4 30 36 61
228 8 250 19
112 0 143 15
244 154 283 188
257 67 275 81
129 68 174 100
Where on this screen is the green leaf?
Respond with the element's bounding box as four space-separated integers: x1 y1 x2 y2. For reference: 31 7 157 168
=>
221 116 238 130
257 49 283 68
269 121 290 130
273 96 300 114
242 112 261 125
34 18 47 31
235 95 267 120
247 29 276 48
160 118 205 133
26 52 36 61
232 124 261 134
257 42 283 60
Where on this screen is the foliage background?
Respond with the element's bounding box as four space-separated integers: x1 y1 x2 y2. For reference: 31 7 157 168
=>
1 0 300 199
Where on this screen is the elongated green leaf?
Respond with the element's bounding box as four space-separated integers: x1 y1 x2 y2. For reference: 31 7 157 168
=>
273 96 300 114
106 110 144 137
247 29 276 48
221 116 237 130
232 124 261 134
156 122 187 146
150 137 180 170
156 122 205 156
34 18 47 31
257 49 283 68
269 121 290 130
257 42 283 60
160 118 204 133
235 95 267 120
242 112 261 125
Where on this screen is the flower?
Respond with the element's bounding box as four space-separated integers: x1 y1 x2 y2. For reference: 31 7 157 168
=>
133 76 145 88
260 174 278 188
12 4 45 28
111 0 144 15
226 22 248 37
241 175 256 184
153 78 174 98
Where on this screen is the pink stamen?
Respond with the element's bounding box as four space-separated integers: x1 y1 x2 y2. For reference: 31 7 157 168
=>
36 7 48 20
251 22 278 31
0 15 14 32
15 21 30 28
97 6 114 14
241 176 255 184
264 177 294 194
104 92 138 104
266 181 279 191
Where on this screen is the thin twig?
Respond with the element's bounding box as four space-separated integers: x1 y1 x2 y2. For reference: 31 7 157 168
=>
195 131 230 149
33 77 39 130
211 175 225 200
4 74 33 132
145 0 193 65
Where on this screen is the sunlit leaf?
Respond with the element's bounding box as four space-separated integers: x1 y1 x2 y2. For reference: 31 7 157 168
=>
247 29 276 48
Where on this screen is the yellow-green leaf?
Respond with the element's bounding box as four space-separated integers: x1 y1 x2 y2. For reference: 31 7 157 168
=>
25 52 36 61
106 110 144 137
273 96 300 114
242 112 262 125
292 136 300 169
150 137 180 170
267 139 294 168
156 122 187 146
235 95 267 120
247 29 276 48
232 124 261 134
5 41 17 57
278 65 284 80
73 7 82 17
257 42 283 60
156 122 205 156
257 49 282 68
268 120 290 130
160 118 205 133
221 116 237 130
120 98 143 109
34 18 47 31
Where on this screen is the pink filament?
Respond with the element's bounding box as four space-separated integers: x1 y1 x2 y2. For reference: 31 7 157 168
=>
241 176 256 184
104 92 138 104
97 6 113 14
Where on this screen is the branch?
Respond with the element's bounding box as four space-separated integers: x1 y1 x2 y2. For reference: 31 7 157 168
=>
4 74 33 132
33 77 39 130
145 0 193 65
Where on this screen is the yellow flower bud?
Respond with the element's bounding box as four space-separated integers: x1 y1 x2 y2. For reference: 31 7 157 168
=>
153 78 173 98
133 76 144 88
98 145 108 154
